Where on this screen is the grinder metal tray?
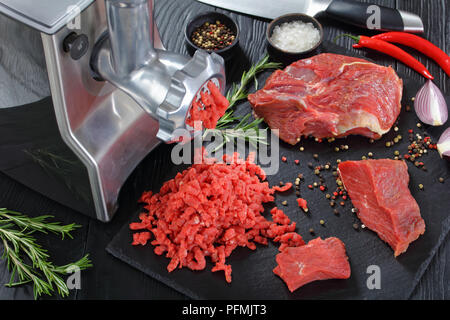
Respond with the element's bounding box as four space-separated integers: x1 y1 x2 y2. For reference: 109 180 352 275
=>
0 0 94 34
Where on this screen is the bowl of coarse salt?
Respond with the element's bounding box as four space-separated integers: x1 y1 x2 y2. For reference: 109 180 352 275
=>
267 13 323 62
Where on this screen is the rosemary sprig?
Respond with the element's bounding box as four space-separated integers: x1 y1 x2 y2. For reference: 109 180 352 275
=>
225 54 281 110
207 54 280 150
0 209 79 239
0 208 92 299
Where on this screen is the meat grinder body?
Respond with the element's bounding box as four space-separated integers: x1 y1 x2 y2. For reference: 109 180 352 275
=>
0 0 204 222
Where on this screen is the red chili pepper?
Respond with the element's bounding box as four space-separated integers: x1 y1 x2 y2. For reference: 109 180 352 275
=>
342 34 434 80
370 32 450 77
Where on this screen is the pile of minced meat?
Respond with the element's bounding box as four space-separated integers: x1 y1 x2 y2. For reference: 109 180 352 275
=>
130 151 304 283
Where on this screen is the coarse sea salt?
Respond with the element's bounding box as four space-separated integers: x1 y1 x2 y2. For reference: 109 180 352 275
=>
270 21 320 52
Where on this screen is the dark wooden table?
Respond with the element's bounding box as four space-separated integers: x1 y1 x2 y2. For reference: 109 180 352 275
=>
0 0 448 300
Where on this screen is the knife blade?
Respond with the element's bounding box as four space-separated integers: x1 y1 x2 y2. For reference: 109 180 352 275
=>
195 0 424 33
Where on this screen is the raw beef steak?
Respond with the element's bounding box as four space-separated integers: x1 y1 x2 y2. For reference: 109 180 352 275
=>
273 237 351 292
338 159 425 256
248 53 403 145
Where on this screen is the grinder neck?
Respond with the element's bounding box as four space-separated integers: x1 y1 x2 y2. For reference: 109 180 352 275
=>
105 0 156 76
92 0 226 143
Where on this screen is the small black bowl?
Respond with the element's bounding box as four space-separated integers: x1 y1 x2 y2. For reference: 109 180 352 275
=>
267 13 323 64
185 12 240 62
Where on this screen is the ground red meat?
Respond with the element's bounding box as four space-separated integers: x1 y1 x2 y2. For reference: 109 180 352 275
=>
130 151 304 282
272 182 293 192
185 81 229 129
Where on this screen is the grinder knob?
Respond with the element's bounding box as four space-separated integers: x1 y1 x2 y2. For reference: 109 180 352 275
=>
156 50 226 143
63 32 89 60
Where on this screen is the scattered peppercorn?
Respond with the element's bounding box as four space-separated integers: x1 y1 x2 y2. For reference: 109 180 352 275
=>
439 177 445 183
353 223 359 230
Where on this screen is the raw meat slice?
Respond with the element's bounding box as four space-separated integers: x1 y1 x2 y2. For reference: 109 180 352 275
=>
248 53 403 145
338 159 425 256
274 237 351 292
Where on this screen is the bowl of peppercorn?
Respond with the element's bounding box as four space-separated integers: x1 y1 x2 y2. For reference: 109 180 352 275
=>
185 12 239 62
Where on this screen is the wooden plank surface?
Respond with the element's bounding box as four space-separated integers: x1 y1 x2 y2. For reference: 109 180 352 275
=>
0 0 448 299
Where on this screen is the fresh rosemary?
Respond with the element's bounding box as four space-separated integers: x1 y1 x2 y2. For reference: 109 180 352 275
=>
0 208 92 299
225 54 281 110
206 54 281 150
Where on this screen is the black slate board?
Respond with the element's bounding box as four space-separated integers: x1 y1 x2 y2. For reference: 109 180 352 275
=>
107 42 450 300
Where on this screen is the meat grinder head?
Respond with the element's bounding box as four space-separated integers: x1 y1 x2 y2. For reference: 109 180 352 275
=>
0 0 226 221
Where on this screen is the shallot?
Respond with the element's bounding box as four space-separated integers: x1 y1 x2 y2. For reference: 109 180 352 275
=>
437 127 450 160
414 80 448 126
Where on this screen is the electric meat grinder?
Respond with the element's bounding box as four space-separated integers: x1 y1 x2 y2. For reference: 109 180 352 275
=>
0 0 226 222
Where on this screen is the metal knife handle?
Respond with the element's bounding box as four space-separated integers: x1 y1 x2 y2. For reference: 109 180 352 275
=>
325 0 424 33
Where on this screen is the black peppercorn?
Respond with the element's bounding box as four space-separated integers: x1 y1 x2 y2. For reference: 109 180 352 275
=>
191 21 236 51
